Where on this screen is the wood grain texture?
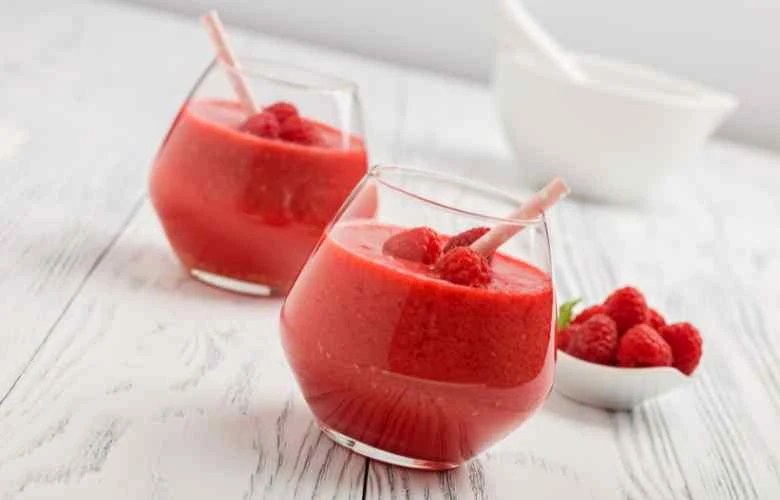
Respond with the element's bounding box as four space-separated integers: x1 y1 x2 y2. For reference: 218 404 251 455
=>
0 204 367 499
0 0 158 400
0 0 779 499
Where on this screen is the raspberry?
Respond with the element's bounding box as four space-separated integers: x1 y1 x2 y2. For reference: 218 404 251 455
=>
647 308 666 330
239 111 279 138
572 304 607 325
659 322 702 375
557 324 578 350
442 227 491 257
616 324 672 368
434 247 491 287
263 101 299 122
279 115 323 145
564 314 618 365
382 227 443 265
604 286 648 334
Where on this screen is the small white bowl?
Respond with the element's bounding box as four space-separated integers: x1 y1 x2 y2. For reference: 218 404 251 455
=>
493 51 737 203
555 351 692 410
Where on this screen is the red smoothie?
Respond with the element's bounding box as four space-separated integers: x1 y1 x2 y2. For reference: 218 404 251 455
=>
150 99 370 294
281 221 555 466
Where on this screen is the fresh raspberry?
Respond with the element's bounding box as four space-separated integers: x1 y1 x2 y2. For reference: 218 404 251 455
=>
659 322 703 375
279 115 323 145
557 324 578 350
616 324 673 368
572 304 607 325
564 314 618 365
434 247 491 287
263 101 299 122
442 227 491 257
647 308 666 330
239 111 280 138
382 227 443 265
604 286 648 334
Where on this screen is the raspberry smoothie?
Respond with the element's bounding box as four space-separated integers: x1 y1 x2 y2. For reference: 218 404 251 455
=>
281 222 555 466
150 99 369 294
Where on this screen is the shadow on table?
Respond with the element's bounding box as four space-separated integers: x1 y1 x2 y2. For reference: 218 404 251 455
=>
542 390 616 424
196 393 371 496
8 206 285 304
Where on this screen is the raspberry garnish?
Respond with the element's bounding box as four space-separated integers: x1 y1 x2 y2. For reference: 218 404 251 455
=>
557 324 576 350
558 287 704 371
442 227 491 257
434 247 492 287
263 101 299 122
564 314 618 365
572 304 607 325
647 308 666 330
239 111 280 138
279 115 323 145
659 322 702 375
616 324 673 368
382 227 443 265
604 286 648 335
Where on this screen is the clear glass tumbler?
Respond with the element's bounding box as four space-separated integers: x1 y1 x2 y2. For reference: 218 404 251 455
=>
149 57 369 296
281 166 556 470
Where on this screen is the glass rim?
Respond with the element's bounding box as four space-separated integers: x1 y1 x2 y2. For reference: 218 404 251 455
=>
215 56 359 93
369 165 547 226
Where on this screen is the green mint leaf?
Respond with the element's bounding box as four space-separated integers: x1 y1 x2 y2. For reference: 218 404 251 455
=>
557 298 581 331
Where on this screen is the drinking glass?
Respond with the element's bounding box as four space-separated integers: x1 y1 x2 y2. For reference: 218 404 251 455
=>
149 57 368 296
281 165 555 470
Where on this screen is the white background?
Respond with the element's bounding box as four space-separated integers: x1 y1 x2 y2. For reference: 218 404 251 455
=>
125 0 780 151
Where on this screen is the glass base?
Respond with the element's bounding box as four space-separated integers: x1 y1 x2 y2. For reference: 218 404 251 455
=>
318 421 460 471
190 269 278 297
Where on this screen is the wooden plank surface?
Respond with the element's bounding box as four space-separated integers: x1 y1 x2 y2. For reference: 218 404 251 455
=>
0 204 367 499
0 1 779 499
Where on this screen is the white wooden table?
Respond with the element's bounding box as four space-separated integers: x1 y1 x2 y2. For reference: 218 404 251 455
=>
2 1 779 498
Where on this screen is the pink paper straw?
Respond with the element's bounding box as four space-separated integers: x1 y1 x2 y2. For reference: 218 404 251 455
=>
470 177 570 257
202 10 259 115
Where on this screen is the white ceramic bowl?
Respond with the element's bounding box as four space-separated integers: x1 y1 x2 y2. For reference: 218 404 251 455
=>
555 351 692 410
494 51 737 203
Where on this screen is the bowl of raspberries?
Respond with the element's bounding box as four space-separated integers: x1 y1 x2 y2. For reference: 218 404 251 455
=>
555 286 703 410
